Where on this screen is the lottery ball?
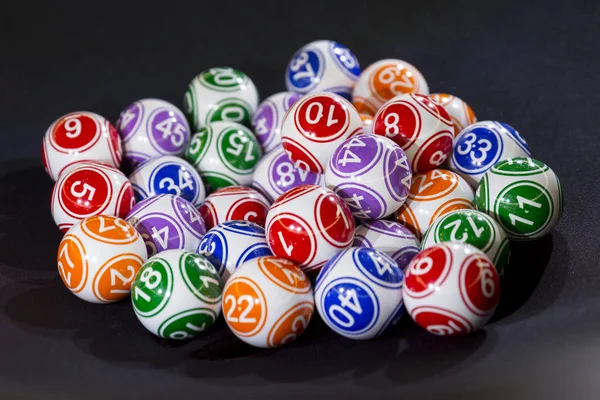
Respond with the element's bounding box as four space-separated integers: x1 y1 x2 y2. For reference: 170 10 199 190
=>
198 220 273 282
395 169 475 239
131 250 222 340
421 209 509 277
403 242 501 336
184 67 259 131
325 134 412 220
251 91 302 153
199 186 270 230
116 99 191 170
430 93 477 137
252 145 325 203
280 92 363 174
373 93 454 173
353 59 429 116
57 215 147 303
222 256 314 348
128 155 206 207
42 111 122 181
285 40 360 100
126 194 206 257
353 220 420 271
51 161 135 233
476 157 563 240
450 121 531 188
314 247 404 340
184 121 262 193
265 185 354 274
359 113 374 135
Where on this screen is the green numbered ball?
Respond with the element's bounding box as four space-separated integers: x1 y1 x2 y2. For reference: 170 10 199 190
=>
184 67 259 131
421 209 510 277
131 250 222 340
184 121 262 193
476 157 563 241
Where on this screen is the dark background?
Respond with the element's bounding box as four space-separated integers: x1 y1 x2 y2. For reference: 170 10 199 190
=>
1 1 599 398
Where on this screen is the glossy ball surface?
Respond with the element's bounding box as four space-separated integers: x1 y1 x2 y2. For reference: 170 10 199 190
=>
42 111 122 181
131 250 222 339
199 186 270 230
403 243 501 336
251 91 302 153
430 93 477 137
476 157 563 240
359 113 374 135
222 256 314 348
314 247 404 340
57 215 147 303
325 134 412 220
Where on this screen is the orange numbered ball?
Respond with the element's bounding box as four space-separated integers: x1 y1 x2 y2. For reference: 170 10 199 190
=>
222 256 314 348
352 59 429 116
394 169 475 239
429 93 477 137
57 215 147 303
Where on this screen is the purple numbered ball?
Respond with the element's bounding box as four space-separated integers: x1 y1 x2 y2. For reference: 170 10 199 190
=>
116 99 191 170
126 194 205 257
325 134 412 220
251 92 302 153
353 220 420 271
252 145 325 202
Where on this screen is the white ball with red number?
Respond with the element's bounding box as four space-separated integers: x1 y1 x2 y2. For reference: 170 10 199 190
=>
42 111 123 181
403 242 501 336
372 93 453 174
265 184 355 274
280 92 363 174
51 161 135 233
199 186 271 230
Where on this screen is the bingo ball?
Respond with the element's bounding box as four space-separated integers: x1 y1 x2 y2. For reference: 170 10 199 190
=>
252 145 325 203
51 161 135 233
197 220 273 282
451 121 531 188
353 59 429 115
285 40 360 100
430 93 477 137
403 242 500 336
251 91 302 153
184 67 259 131
126 194 206 257
222 256 314 348
116 99 190 169
421 209 510 277
395 169 475 239
42 111 122 181
353 220 420 271
199 186 270 230
280 92 363 174
131 250 222 340
373 93 453 173
128 155 206 207
360 113 374 135
57 215 147 303
314 247 404 340
184 121 262 192
265 185 354 274
325 134 412 220
476 157 563 240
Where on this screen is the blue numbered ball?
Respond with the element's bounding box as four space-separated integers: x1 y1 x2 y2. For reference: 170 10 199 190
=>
128 155 206 207
450 121 531 188
197 220 273 282
285 40 361 101
314 247 404 340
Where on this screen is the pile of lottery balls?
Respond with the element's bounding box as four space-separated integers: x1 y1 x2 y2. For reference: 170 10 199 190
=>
43 40 563 346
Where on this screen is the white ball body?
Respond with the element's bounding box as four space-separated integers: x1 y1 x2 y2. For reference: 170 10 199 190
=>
251 91 302 153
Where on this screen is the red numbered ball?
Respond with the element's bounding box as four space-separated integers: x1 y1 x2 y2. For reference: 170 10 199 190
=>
42 111 123 181
265 185 355 274
403 242 501 336
51 161 135 233
373 94 453 174
199 186 271 230
280 92 363 174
